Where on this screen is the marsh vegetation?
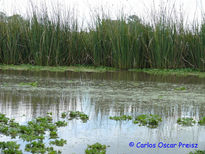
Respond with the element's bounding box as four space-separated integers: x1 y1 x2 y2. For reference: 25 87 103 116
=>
0 3 205 71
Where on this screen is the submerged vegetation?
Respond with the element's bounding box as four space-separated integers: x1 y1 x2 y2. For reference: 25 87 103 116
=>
0 3 205 71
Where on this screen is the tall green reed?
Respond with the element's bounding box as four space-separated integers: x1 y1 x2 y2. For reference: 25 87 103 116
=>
0 4 204 71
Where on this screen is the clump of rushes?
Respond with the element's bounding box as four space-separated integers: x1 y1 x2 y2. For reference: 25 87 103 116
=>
61 112 67 118
0 141 22 154
177 118 196 126
198 117 205 125
85 143 107 154
109 115 132 121
50 139 67 146
133 114 162 128
0 113 67 153
19 81 38 87
189 150 205 154
69 111 89 122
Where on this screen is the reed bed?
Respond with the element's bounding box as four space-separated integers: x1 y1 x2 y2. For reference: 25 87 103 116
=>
0 8 205 71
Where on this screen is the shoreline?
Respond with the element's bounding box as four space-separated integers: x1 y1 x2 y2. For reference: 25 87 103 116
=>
0 64 205 78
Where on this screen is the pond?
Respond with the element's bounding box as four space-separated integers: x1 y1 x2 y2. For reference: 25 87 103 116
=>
0 70 205 154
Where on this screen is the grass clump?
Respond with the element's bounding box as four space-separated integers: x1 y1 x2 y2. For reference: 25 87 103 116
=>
177 118 196 126
189 150 205 154
109 115 132 121
69 111 89 122
133 114 162 128
85 143 107 154
198 117 205 125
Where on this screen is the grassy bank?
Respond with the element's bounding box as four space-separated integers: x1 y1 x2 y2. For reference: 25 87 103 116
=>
0 5 205 70
129 68 205 78
0 64 117 73
1 65 205 78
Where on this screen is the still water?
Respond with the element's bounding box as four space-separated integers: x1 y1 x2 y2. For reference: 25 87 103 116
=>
0 70 205 154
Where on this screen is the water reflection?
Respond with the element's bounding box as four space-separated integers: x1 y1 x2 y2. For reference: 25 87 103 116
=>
0 70 205 153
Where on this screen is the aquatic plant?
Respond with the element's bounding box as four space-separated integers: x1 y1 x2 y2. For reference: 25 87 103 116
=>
175 86 186 91
0 141 22 154
177 118 196 126
109 115 132 121
50 139 67 146
85 143 107 154
55 121 67 127
61 112 67 119
133 114 162 128
69 111 89 122
19 81 38 87
189 150 205 154
0 113 67 153
198 117 205 125
50 131 58 139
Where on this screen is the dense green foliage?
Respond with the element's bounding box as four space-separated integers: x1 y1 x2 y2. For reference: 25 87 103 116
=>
133 114 162 128
85 143 107 154
109 115 132 121
189 150 205 154
0 9 205 70
0 113 66 153
177 118 196 126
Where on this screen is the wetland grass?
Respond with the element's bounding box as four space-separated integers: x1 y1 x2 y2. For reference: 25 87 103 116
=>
0 4 205 71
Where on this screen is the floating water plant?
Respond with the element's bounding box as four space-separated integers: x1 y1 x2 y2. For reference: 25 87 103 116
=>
177 118 196 126
0 113 67 153
69 111 89 122
19 81 38 87
85 143 107 154
0 141 22 154
50 131 58 139
189 150 205 154
175 86 186 91
198 117 205 125
61 112 67 119
50 139 67 146
55 121 67 127
133 114 162 128
109 115 132 121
